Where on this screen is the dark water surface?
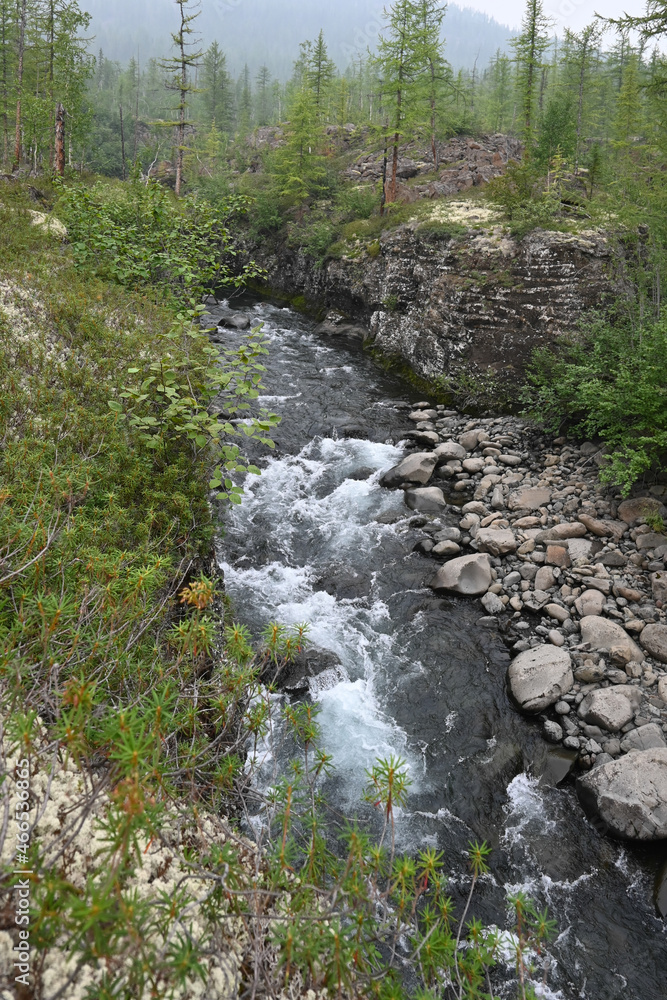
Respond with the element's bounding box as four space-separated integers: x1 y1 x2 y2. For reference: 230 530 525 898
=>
211 299 667 1000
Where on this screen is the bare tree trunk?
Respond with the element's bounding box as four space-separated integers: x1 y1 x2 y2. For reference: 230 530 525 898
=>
119 104 126 180
55 103 65 177
175 1 186 196
14 0 28 169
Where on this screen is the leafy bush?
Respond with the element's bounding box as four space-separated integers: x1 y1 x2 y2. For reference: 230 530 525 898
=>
58 175 263 303
338 182 380 220
522 312 667 494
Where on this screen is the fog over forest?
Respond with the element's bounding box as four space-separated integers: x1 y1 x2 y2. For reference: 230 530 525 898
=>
83 0 517 74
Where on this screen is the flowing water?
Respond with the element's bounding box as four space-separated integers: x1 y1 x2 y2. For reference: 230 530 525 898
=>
210 298 667 1000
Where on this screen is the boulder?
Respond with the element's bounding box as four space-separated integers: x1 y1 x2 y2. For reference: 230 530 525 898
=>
463 457 486 473
431 553 493 596
577 748 667 840
578 513 613 537
475 527 517 556
481 592 504 614
432 539 460 558
508 487 551 511
620 724 667 753
381 452 437 487
545 603 570 623
536 523 587 543
580 686 641 732
640 624 667 663
659 676 667 704
534 566 556 591
459 430 481 451
567 538 594 563
574 589 605 618
652 571 667 605
546 544 571 568
405 487 447 513
636 532 667 551
618 496 666 526
580 617 643 661
434 441 467 461
507 646 574 713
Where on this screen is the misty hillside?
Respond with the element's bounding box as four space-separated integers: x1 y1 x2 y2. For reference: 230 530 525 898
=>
85 0 516 75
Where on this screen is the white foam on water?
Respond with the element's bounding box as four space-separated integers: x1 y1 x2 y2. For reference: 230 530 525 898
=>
503 773 557 848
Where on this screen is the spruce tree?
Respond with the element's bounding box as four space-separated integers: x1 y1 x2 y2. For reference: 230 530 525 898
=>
201 41 233 132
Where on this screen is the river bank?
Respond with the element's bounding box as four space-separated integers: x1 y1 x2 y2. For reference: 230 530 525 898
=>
378 403 667 844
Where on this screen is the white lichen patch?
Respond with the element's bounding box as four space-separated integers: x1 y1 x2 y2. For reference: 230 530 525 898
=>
1 747 259 999
423 199 502 228
466 227 517 257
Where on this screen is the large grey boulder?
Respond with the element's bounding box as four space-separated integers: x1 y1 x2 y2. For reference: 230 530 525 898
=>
381 452 437 487
579 686 641 732
507 646 574 713
405 487 447 513
580 617 643 661
620 724 667 753
434 441 467 461
476 527 517 556
431 553 493 596
577 749 667 840
640 624 667 663
536 523 587 543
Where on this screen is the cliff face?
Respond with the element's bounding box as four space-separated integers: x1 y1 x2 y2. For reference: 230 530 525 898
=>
253 219 622 383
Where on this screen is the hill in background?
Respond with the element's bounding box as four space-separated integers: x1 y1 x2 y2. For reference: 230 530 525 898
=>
84 0 517 75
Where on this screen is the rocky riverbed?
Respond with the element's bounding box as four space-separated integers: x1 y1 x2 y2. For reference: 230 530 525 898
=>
380 402 667 842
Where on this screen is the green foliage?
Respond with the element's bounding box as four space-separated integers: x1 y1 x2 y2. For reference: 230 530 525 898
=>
536 93 577 166
57 176 261 303
522 312 667 494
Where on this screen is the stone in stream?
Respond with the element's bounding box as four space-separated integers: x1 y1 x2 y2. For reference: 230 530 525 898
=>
575 589 605 617
579 617 643 662
640 624 667 663
405 487 447 513
380 451 437 487
620 724 667 753
431 553 493 596
481 592 504 615
579 686 641 732
507 646 574 713
432 539 460 557
539 747 579 785
577 748 667 840
475 527 517 556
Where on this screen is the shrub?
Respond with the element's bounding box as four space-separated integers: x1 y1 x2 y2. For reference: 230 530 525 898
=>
522 312 667 494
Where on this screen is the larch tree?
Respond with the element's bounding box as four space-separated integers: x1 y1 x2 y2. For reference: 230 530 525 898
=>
158 0 202 196
413 0 450 167
563 24 602 170
375 0 422 205
307 30 336 115
511 0 552 145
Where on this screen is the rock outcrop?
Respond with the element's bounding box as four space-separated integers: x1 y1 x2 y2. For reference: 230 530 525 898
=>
252 220 621 381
